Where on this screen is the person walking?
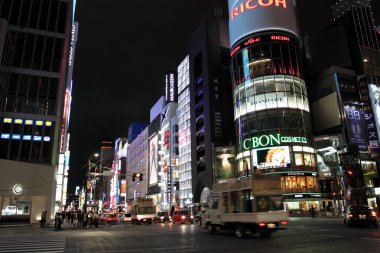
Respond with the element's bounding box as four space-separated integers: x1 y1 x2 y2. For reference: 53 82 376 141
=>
57 213 63 230
89 212 94 228
83 211 88 227
78 211 83 227
94 212 99 228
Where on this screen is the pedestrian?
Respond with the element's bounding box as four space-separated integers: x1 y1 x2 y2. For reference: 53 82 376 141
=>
73 212 78 227
57 213 63 230
83 211 88 227
54 212 58 229
94 212 99 228
310 206 316 218
71 211 74 224
78 211 83 227
89 211 94 227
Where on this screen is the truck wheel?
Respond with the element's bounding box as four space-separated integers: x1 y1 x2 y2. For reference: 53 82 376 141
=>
260 231 272 238
208 224 216 234
234 225 245 238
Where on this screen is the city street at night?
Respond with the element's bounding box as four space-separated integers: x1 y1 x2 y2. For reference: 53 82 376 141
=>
0 218 379 253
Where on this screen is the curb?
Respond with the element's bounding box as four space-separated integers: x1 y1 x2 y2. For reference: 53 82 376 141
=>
0 224 33 228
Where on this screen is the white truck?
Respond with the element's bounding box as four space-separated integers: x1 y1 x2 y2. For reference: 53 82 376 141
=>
130 198 155 225
202 175 288 238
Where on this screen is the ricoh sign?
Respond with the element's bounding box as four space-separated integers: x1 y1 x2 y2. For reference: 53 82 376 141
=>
228 0 300 47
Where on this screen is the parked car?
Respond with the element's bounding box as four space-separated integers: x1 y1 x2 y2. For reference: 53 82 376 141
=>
344 205 378 228
153 212 170 223
172 210 194 224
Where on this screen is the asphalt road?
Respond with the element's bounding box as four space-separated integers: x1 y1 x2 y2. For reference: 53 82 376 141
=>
0 218 379 253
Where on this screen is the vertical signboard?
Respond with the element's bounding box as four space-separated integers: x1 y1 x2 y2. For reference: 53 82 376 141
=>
165 71 178 103
369 84 380 151
344 105 367 151
149 135 158 186
364 110 380 152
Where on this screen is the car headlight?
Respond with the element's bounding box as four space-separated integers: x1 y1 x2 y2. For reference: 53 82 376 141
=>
190 216 194 219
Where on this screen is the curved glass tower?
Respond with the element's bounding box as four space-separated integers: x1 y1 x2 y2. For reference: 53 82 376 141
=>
228 0 321 210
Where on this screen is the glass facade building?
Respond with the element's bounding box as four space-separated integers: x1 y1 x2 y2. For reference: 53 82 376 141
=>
177 56 193 206
231 31 321 207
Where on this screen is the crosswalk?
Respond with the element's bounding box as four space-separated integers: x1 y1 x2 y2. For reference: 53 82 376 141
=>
0 238 66 253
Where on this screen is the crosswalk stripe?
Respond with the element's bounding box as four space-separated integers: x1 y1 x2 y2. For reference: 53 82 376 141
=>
0 238 65 253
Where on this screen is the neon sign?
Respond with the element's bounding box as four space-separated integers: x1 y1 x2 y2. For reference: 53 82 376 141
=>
231 0 287 21
230 34 293 57
243 134 307 150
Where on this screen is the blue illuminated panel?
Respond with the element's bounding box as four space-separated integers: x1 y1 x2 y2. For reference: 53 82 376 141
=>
12 134 21 140
33 136 42 141
1 133 10 139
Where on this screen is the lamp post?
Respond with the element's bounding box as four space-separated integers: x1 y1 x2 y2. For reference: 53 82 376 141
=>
83 153 99 212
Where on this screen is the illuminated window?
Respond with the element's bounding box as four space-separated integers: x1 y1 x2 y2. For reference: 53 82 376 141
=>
295 153 303 166
3 118 12 123
303 154 312 167
25 120 34 125
33 136 42 141
1 133 10 139
36 121 44 126
43 137 51 142
23 135 32 141
12 134 21 140
45 121 52 126
14 119 23 124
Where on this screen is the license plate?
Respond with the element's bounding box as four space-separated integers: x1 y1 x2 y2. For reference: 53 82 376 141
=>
359 215 366 220
267 223 276 228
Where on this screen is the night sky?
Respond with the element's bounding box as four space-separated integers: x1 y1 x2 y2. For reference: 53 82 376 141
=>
68 0 380 192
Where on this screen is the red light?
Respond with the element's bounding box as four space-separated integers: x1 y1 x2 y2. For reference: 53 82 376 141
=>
281 221 288 225
347 171 353 176
348 214 353 218
271 35 290 41
259 223 266 227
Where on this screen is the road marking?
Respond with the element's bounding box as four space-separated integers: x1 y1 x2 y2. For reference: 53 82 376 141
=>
0 238 66 253
360 238 380 241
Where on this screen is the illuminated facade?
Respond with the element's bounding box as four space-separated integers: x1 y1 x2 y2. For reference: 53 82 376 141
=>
0 0 76 222
228 0 320 210
127 127 148 203
178 56 193 206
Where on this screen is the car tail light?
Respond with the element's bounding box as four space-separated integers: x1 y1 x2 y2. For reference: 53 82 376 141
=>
348 214 353 218
372 211 377 217
259 223 266 227
281 221 288 225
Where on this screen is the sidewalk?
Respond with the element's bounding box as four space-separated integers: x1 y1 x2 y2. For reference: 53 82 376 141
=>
0 223 33 228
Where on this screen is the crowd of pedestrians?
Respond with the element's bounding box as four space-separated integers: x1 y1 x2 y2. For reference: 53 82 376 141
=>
41 210 100 230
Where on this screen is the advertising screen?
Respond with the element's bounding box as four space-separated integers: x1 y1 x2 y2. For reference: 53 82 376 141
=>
215 147 236 182
252 146 290 170
149 134 158 186
228 0 299 48
344 105 367 151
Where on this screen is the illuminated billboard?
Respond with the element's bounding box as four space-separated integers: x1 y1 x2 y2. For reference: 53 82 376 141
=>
228 0 300 47
252 146 290 170
368 84 380 150
149 134 159 186
344 105 367 151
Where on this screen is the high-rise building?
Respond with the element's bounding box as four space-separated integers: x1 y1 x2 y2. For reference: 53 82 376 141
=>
186 0 235 205
177 56 192 206
228 0 320 212
304 0 380 210
0 0 76 223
